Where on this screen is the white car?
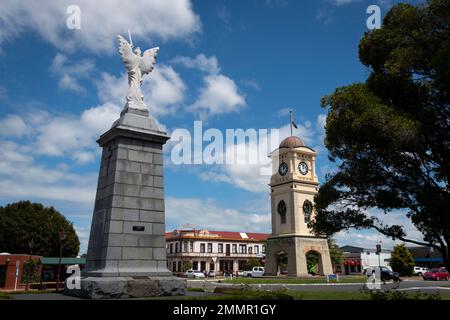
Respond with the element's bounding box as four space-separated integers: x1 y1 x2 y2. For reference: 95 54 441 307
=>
414 266 429 276
242 266 265 278
185 269 205 278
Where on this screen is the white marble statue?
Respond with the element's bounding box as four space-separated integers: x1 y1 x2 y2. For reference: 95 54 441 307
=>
117 34 159 110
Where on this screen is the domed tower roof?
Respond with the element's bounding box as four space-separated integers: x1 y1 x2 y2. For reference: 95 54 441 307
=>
279 136 305 148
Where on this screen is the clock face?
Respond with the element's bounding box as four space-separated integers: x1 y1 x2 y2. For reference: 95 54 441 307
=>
303 200 313 223
298 161 308 175
278 162 288 176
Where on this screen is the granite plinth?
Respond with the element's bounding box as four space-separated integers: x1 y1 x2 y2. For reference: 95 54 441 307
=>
64 276 186 299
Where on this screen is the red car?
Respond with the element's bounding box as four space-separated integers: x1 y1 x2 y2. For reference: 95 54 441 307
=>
422 268 449 281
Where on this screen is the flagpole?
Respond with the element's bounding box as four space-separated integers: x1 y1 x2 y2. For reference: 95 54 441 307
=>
290 110 293 137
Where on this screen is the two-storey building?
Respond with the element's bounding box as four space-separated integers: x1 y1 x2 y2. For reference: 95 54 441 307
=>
165 229 269 275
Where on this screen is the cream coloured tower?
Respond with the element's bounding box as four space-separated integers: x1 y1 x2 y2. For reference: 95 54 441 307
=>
264 136 333 276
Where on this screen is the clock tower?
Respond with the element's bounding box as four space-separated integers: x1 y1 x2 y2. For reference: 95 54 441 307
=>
264 135 333 276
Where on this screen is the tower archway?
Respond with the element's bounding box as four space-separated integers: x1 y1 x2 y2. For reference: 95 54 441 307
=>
305 250 324 275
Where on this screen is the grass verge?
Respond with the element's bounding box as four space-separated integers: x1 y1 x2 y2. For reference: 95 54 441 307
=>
221 276 366 285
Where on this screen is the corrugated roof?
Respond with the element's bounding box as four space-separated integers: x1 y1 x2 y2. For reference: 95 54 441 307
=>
166 230 269 241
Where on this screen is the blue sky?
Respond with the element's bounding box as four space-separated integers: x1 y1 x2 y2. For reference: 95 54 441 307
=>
0 0 423 254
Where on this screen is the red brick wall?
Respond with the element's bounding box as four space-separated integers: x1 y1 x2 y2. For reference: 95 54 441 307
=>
0 254 41 290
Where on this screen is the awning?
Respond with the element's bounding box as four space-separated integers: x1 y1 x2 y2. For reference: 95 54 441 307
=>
344 260 360 266
40 257 86 265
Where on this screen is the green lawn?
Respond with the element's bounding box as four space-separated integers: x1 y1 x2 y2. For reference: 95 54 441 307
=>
186 289 449 300
221 276 366 285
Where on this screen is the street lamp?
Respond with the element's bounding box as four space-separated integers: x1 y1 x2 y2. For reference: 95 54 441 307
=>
24 238 34 291
429 246 434 270
56 230 66 292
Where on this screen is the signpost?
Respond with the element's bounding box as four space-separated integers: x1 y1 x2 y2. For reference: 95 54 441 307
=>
14 261 19 291
376 243 382 269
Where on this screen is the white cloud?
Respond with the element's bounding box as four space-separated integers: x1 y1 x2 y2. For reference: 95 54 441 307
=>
0 0 201 53
329 0 361 5
334 208 425 250
277 107 292 117
166 197 271 233
50 53 94 93
0 114 27 137
193 114 327 193
172 54 221 74
171 53 246 118
74 226 91 255
189 75 246 117
81 102 122 134
240 79 261 91
142 65 186 116
0 85 7 99
0 141 96 204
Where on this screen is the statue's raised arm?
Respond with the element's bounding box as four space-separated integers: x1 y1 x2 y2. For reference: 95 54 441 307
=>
117 34 159 111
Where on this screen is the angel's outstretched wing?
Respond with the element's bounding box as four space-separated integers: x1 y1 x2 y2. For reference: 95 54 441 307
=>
140 47 159 75
117 35 140 71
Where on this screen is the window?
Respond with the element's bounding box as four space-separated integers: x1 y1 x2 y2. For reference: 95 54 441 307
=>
200 243 205 253
239 244 247 254
193 261 198 270
232 244 237 254
170 243 173 253
175 242 179 253
303 200 313 224
210 262 215 271
207 243 212 253
255 245 259 254
177 261 181 272
189 241 193 252
218 243 223 253
262 245 266 254
248 246 252 254
172 261 176 271
183 242 188 252
278 200 287 224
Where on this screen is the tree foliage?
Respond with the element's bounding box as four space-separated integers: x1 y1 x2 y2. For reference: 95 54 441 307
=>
390 244 415 276
244 258 261 270
0 201 80 257
311 0 450 269
328 238 344 271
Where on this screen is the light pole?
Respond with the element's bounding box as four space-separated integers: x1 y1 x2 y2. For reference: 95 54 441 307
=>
56 230 66 292
25 238 34 291
429 246 434 270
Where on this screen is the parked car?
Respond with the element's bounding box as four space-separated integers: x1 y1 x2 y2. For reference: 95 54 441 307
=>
413 266 429 276
242 266 265 278
207 270 217 277
185 269 206 279
423 268 449 281
366 266 400 282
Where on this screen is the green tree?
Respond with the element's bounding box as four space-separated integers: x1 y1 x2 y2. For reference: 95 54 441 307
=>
390 244 415 276
328 238 344 272
310 0 450 270
306 252 320 274
0 201 80 257
244 258 261 270
180 261 193 272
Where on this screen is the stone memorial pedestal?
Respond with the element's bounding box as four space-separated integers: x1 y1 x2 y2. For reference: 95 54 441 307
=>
64 107 185 299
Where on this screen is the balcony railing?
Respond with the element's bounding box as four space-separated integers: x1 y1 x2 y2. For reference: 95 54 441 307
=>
166 251 264 258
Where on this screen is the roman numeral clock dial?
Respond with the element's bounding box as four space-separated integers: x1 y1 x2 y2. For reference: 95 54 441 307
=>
298 161 308 175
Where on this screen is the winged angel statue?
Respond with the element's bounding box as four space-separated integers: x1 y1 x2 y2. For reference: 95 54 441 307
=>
117 35 159 110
